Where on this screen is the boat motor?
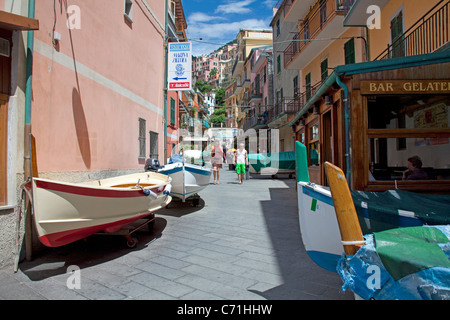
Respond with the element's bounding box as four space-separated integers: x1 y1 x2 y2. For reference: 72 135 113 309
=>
145 158 164 172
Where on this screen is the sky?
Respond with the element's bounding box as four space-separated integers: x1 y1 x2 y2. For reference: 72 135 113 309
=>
182 0 278 56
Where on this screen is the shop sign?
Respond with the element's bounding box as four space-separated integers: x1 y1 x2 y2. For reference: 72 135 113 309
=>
168 42 192 91
361 80 450 95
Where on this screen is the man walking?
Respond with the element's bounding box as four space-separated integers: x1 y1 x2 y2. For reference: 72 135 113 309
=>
234 143 248 184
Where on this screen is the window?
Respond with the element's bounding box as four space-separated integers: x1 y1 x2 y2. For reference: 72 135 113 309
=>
124 0 133 22
320 0 327 26
344 38 355 65
276 19 280 37
170 97 176 125
277 55 281 74
390 10 404 58
320 59 328 81
293 76 299 97
305 73 311 100
367 95 450 182
308 122 320 166
254 74 261 95
149 131 159 160
304 21 309 40
138 118 146 158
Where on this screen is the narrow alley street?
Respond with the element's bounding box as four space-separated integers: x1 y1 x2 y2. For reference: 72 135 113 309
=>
0 168 352 300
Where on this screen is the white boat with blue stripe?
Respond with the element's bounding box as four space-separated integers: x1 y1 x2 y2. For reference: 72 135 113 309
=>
295 142 450 273
157 159 212 202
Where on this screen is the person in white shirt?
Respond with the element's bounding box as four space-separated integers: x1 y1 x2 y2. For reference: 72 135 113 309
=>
233 143 248 184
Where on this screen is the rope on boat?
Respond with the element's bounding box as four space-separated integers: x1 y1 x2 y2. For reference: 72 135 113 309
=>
341 240 366 246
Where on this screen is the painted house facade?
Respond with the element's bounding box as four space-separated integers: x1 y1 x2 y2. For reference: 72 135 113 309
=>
283 0 450 192
0 0 183 269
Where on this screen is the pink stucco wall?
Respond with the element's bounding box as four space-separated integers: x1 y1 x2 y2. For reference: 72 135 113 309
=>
31 0 166 173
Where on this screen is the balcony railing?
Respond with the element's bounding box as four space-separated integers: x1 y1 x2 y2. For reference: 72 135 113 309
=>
243 109 269 131
267 97 302 124
284 0 345 68
266 78 325 125
375 0 449 60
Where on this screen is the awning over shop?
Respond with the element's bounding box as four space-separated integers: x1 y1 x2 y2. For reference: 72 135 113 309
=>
0 10 39 31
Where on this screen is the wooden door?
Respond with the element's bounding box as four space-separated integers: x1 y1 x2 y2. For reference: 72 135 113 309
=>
0 94 7 205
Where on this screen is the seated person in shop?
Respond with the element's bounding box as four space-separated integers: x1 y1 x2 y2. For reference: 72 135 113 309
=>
402 155 429 180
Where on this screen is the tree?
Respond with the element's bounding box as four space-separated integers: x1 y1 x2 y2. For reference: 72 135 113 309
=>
195 81 211 94
215 88 225 106
210 107 226 125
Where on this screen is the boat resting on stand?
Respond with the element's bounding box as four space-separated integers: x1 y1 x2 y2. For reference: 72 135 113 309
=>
295 141 450 273
146 155 212 204
29 172 172 248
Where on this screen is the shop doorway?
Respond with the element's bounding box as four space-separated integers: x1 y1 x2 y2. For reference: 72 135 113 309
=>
321 110 333 186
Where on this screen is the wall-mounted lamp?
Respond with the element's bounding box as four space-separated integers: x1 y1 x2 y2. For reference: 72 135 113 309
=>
313 106 320 115
53 32 61 42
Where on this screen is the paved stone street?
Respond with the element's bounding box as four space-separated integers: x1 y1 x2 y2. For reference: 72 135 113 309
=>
0 168 353 300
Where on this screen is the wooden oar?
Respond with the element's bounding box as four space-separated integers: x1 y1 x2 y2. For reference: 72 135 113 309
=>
324 162 365 255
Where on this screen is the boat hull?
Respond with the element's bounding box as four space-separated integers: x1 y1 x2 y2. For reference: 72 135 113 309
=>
297 182 343 272
158 163 211 202
297 181 443 272
31 172 172 247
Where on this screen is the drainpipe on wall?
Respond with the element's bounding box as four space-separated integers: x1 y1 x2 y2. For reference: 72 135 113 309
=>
163 0 169 164
24 0 35 180
24 0 36 262
335 75 351 186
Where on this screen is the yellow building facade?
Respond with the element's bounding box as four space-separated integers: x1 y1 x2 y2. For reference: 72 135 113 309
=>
280 0 450 192
230 29 272 129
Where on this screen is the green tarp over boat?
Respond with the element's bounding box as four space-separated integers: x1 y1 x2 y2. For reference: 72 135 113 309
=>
351 189 450 235
248 151 296 173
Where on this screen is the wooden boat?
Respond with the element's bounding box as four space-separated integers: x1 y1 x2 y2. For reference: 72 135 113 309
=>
325 162 450 300
157 157 212 202
30 172 172 248
296 142 343 272
295 141 450 272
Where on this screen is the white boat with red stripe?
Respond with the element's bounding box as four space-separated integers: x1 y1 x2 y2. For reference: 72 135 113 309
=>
29 172 172 247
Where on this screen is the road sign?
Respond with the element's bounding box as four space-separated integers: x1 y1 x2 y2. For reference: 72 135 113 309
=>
167 42 192 91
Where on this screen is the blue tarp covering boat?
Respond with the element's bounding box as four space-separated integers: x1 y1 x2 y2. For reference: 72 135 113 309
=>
338 225 450 300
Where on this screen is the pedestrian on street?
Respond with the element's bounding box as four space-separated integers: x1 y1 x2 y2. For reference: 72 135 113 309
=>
211 140 224 184
234 143 248 184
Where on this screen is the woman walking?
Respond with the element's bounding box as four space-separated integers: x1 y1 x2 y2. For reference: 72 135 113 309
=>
211 140 224 184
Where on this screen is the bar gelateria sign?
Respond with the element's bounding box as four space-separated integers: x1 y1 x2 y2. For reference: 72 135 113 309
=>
361 80 450 94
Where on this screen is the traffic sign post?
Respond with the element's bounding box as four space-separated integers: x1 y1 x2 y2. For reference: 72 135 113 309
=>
168 42 192 91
